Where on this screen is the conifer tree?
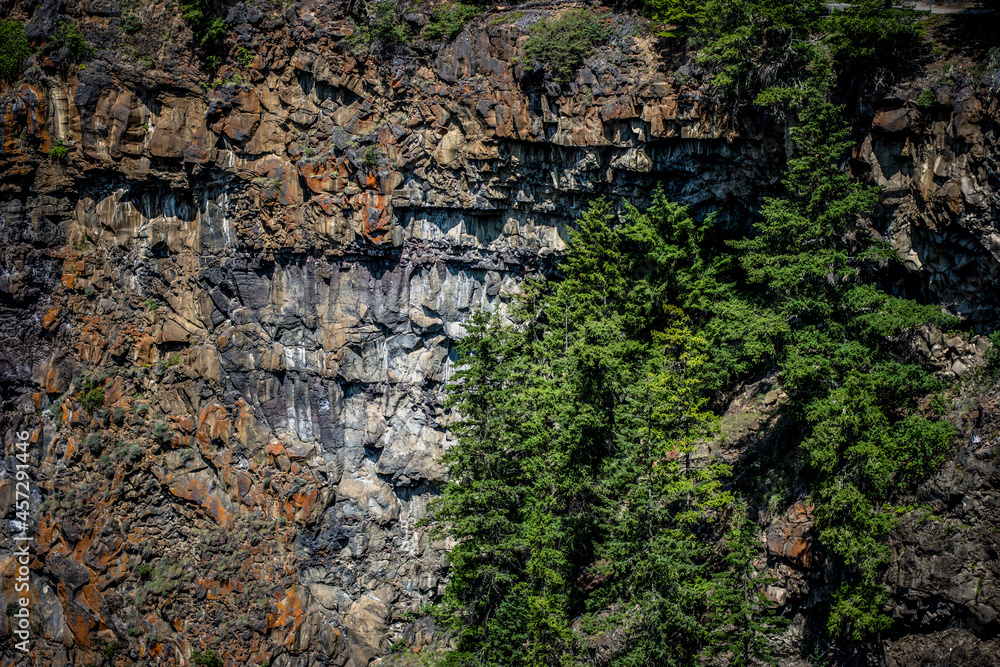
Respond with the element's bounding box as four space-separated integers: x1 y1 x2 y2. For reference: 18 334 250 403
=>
707 507 788 666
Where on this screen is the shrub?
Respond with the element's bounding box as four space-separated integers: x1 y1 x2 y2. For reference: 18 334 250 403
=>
236 46 255 68
522 10 607 82
98 640 122 659
58 21 94 62
424 2 482 41
192 648 224 667
349 0 409 51
50 137 69 159
915 88 936 109
179 0 227 47
152 421 170 443
86 433 103 454
984 330 1000 377
0 20 31 81
136 563 153 580
81 387 105 412
362 146 380 170
124 14 142 34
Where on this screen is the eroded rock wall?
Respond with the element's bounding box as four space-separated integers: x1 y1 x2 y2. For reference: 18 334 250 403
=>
0 1 998 665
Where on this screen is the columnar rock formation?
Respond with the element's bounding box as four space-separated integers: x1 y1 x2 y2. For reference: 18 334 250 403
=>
0 1 998 665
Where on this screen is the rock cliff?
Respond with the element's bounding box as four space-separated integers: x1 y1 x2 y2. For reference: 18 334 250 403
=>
0 1 998 665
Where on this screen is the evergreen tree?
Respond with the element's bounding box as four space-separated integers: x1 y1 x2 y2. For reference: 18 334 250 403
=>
737 56 957 639
707 507 789 667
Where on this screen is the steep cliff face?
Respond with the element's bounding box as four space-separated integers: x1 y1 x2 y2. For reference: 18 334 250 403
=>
0 1 998 665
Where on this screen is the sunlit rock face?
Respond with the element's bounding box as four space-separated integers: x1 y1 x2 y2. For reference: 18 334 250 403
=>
1 0 999 664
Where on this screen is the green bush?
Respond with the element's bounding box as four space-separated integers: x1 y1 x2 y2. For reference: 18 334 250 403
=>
136 563 153 580
424 2 482 41
362 145 380 170
192 648 224 667
50 137 69 159
98 640 122 659
0 20 31 81
914 88 936 109
369 0 409 44
522 10 607 82
81 387 105 412
984 330 1000 377
349 0 409 50
124 13 142 34
179 0 227 47
152 421 170 443
86 433 103 454
58 21 94 62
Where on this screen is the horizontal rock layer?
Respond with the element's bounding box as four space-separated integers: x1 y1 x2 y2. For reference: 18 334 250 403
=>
0 1 998 665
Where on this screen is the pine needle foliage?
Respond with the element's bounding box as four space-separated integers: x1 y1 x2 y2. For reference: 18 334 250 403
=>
433 1 957 661
0 21 31 81
523 10 607 82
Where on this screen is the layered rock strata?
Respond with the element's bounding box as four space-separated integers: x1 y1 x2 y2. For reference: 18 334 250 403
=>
0 1 998 665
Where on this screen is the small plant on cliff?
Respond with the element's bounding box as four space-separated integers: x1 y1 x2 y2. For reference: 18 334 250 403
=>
0 20 31 81
136 563 153 581
424 2 482 41
523 9 608 82
192 648 224 667
236 46 255 68
348 0 409 52
98 639 122 659
50 137 69 160
123 13 143 34
86 433 103 454
984 330 1000 378
81 387 105 412
57 20 94 62
143 298 160 311
362 145 380 170
180 0 227 46
915 88 937 109
152 420 170 443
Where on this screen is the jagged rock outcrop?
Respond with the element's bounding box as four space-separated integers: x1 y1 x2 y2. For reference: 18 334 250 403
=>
0 1 999 665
